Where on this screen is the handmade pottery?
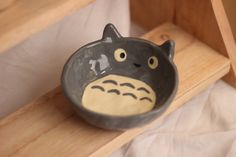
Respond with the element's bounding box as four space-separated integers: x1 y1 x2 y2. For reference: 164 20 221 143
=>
61 23 178 130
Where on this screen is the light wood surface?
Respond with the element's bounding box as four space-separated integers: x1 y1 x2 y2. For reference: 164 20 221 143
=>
0 0 15 10
223 0 236 39
0 0 94 53
130 0 236 87
213 0 236 86
130 0 175 29
176 0 236 87
0 23 230 157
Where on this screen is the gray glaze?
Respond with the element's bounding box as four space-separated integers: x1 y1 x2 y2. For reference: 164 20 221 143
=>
61 23 178 130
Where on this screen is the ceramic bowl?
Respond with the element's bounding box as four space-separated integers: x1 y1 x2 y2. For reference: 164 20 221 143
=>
61 23 178 130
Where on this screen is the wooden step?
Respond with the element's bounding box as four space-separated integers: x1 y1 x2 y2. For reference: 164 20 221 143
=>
0 23 230 157
0 0 94 53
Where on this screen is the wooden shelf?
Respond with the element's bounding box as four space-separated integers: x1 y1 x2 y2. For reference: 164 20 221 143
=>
131 0 236 87
0 0 94 53
0 23 230 157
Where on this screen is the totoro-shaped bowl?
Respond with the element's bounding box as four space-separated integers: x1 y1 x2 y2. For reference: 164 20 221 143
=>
61 24 178 130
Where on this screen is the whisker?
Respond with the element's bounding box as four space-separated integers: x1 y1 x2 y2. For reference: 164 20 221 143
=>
107 89 120 95
91 85 105 92
122 93 137 99
140 97 152 103
102 80 118 85
137 87 150 94
120 83 135 89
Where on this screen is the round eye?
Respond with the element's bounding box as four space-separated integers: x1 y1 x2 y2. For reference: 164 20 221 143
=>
148 56 158 69
114 48 127 62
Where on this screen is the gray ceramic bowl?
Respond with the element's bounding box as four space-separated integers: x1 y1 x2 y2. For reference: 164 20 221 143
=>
61 23 178 130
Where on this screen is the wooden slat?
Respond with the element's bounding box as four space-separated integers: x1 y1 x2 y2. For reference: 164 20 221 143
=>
130 0 175 29
130 0 236 87
223 0 236 39
175 0 236 87
211 0 236 87
0 23 230 157
0 0 94 53
0 0 15 10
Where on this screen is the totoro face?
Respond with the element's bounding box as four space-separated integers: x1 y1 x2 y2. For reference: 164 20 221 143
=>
62 24 177 117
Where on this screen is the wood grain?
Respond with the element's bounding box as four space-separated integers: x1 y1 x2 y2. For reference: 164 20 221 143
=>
130 0 236 87
0 23 230 157
0 0 94 53
130 0 175 29
223 0 236 39
175 0 236 87
211 0 236 87
0 0 15 10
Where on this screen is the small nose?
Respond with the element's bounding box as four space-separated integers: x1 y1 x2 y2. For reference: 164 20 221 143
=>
133 63 141 68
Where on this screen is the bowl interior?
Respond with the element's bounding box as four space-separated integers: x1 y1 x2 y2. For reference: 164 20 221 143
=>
62 38 177 116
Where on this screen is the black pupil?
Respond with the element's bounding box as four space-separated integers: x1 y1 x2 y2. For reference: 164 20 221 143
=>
120 52 125 58
149 58 154 65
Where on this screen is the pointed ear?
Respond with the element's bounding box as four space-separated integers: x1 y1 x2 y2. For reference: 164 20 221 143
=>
160 40 175 60
102 23 122 40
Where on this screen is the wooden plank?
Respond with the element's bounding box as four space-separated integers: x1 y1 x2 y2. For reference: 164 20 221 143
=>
211 0 236 87
0 0 15 10
0 87 75 157
130 0 175 30
0 0 94 53
0 23 230 157
223 0 236 39
175 0 236 87
130 0 236 87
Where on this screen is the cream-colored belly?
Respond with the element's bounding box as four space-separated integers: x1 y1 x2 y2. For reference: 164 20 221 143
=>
82 75 156 116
